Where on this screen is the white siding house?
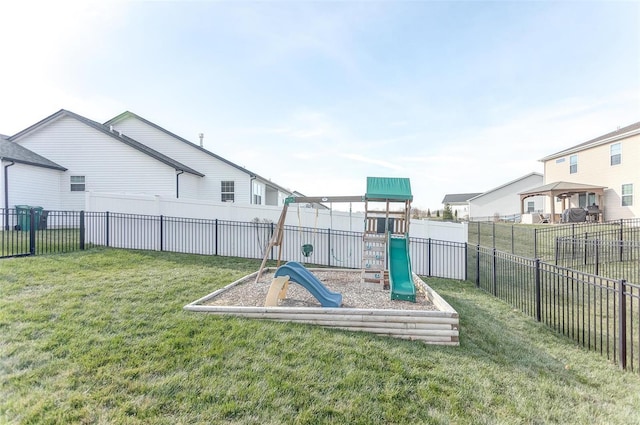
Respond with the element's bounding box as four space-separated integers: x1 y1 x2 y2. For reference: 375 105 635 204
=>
441 193 482 220
7 110 204 210
468 172 544 220
1 137 67 217
104 111 293 206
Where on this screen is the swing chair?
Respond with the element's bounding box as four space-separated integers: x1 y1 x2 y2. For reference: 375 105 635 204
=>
328 202 354 264
298 205 318 259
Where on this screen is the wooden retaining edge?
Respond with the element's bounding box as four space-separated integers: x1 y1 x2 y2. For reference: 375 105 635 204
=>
184 268 460 345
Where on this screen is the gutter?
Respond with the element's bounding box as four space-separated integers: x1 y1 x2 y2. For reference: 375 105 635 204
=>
3 158 15 230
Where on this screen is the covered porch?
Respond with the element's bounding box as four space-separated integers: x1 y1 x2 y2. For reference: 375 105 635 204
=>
519 181 607 224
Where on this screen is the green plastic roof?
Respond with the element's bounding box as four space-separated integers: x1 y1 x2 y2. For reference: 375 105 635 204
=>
365 177 413 201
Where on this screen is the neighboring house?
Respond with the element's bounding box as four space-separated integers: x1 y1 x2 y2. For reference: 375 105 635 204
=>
3 109 295 211
468 172 544 220
1 137 67 218
441 193 482 220
104 111 292 206
538 121 639 221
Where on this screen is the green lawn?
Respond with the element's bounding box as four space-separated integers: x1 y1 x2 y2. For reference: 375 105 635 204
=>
1 248 639 424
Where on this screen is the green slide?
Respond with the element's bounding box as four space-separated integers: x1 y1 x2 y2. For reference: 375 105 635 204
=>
388 235 416 302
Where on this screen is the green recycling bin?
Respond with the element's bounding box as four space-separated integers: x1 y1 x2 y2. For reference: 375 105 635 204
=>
15 205 31 231
14 205 43 231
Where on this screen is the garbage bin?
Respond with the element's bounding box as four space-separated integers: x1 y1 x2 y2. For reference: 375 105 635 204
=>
15 205 31 231
32 207 44 231
14 205 43 231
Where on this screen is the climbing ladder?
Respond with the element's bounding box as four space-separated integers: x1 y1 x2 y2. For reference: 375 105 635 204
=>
361 196 411 288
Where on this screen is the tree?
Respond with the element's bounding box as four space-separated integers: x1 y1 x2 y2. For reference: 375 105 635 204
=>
443 204 454 221
427 208 431 218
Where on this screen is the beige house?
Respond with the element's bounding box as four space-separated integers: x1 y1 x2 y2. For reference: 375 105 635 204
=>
532 121 639 222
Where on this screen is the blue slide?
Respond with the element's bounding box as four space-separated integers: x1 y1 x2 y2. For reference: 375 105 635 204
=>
274 262 342 307
388 235 416 302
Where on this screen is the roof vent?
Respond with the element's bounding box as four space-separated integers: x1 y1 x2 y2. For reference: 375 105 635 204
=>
198 133 204 147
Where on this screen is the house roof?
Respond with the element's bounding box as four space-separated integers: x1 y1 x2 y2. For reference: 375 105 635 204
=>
9 109 205 177
0 139 67 171
441 193 482 204
519 181 607 198
365 177 412 201
468 172 543 201
105 111 292 194
540 120 640 161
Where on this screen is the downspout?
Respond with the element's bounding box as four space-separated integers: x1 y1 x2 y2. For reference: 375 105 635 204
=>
3 159 15 231
176 170 184 199
250 176 256 204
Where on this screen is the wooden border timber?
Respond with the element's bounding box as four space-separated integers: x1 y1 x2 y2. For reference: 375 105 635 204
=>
185 269 460 345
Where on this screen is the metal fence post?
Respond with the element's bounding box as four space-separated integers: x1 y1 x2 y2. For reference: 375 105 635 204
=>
159 215 164 252
327 228 331 267
106 211 110 247
427 238 432 277
619 220 624 262
535 258 541 322
492 222 496 249
511 225 515 254
534 228 538 259
492 247 497 295
618 279 627 370
475 244 480 288
79 211 85 250
270 222 274 261
215 219 218 256
464 242 468 281
29 208 36 255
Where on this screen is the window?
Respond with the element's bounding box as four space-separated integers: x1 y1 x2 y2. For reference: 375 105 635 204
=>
622 184 633 207
578 193 596 208
70 175 85 192
221 181 234 202
610 143 621 166
569 155 577 174
252 181 263 205
527 201 534 213
555 158 565 164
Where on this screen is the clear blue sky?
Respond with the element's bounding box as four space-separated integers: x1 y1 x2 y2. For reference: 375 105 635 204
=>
1 1 638 209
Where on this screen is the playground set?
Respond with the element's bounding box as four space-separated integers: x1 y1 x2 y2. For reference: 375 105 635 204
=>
256 177 417 307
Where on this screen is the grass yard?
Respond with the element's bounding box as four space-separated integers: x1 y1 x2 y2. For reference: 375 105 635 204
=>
1 248 640 424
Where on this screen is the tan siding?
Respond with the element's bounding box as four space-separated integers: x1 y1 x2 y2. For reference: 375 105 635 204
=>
543 133 639 220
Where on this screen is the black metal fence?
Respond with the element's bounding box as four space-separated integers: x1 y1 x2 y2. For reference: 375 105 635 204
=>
469 246 640 373
4 207 640 373
1 209 467 280
469 218 640 261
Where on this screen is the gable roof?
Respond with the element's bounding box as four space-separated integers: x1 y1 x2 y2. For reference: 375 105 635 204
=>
468 172 543 201
540 120 640 161
9 110 204 177
519 181 607 198
105 111 291 194
442 193 482 204
0 139 67 171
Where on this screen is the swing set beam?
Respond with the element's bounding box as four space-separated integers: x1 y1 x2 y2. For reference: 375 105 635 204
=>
284 195 363 205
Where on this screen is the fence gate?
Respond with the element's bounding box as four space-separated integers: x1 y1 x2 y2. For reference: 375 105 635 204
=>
1 208 33 258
